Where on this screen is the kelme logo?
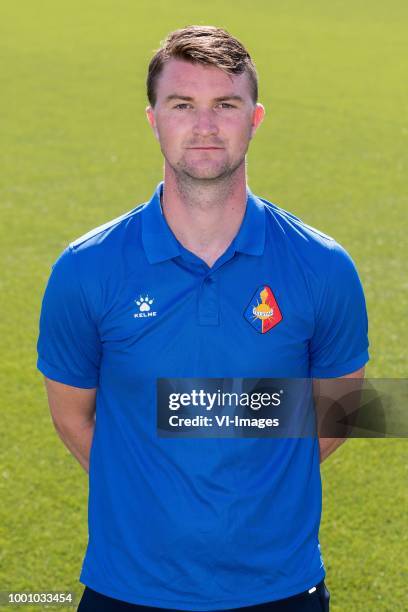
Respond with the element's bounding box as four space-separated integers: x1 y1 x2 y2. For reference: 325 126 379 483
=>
244 285 283 334
133 295 157 318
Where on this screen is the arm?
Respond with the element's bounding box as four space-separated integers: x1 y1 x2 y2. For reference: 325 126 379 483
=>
314 366 365 464
43 376 97 473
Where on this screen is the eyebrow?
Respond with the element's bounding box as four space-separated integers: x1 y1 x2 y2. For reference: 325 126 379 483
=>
164 94 244 103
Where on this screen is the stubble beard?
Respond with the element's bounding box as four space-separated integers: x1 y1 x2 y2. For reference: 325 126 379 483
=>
169 150 247 188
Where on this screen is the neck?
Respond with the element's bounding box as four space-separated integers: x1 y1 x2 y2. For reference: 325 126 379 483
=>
161 161 248 267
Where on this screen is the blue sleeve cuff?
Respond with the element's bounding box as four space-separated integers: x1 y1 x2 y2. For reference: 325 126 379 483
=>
37 356 99 389
310 348 369 378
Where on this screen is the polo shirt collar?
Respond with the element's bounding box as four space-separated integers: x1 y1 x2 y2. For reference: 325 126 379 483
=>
141 182 265 264
234 187 266 256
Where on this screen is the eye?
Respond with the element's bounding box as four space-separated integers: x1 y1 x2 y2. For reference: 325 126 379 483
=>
216 102 236 109
173 103 192 109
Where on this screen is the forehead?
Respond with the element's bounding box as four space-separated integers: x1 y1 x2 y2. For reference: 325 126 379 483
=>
155 58 251 100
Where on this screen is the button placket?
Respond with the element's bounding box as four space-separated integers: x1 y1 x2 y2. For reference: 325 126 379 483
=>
198 275 219 326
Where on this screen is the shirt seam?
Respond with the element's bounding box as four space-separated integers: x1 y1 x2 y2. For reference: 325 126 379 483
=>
37 355 98 387
69 245 103 331
310 348 369 377
80 567 326 608
313 238 335 335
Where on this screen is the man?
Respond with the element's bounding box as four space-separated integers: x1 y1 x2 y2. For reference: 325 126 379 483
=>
37 26 369 612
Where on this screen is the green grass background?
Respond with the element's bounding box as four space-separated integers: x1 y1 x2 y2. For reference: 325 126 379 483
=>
0 1 407 610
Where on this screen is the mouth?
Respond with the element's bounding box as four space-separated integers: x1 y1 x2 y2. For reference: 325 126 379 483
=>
186 147 224 150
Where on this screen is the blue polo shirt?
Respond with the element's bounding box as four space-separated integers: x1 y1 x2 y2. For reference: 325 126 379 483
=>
37 182 369 610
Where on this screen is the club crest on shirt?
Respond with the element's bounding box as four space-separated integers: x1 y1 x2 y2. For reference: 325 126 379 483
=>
244 285 282 334
133 295 157 318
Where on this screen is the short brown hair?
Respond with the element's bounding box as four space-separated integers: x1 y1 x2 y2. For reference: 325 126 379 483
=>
147 25 258 107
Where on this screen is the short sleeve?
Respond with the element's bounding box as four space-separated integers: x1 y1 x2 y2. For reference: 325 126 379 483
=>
310 242 369 378
36 246 102 388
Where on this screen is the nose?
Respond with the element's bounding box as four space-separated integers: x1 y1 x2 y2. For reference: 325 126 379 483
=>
192 109 219 137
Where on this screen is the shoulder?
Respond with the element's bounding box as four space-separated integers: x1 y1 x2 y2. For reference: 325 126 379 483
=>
46 200 148 320
49 199 148 293
258 195 357 269
50 200 148 275
260 196 333 247
256 195 365 321
69 200 147 254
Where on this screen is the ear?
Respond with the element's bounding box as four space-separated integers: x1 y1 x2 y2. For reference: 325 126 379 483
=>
146 105 160 140
250 103 265 139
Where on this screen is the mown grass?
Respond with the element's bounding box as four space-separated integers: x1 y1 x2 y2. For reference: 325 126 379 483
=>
1 1 407 610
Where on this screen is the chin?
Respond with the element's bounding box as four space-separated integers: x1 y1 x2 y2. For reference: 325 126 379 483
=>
178 162 236 181
186 170 227 180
